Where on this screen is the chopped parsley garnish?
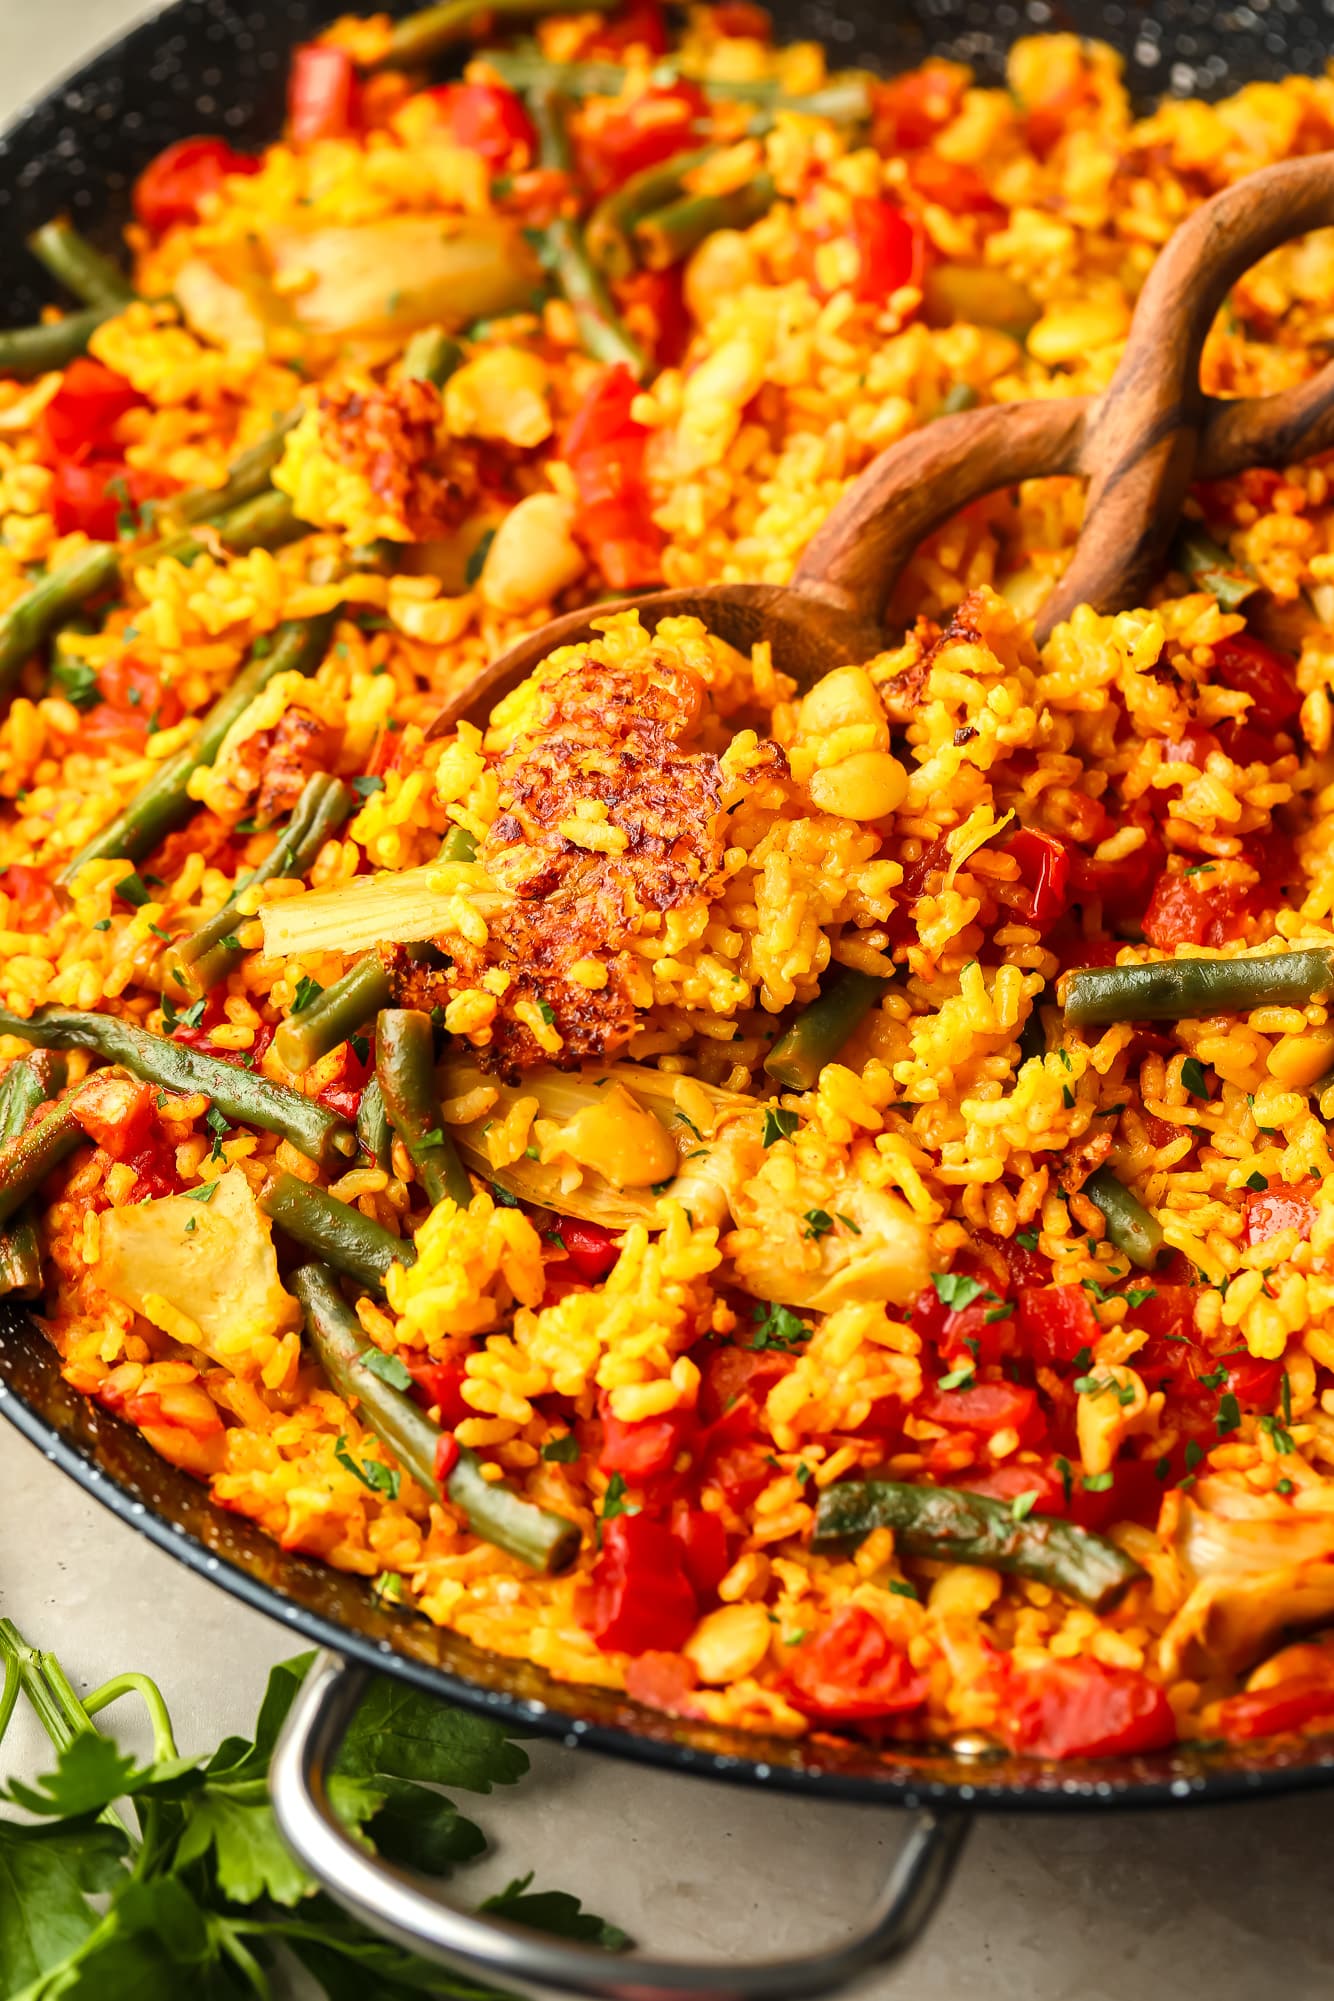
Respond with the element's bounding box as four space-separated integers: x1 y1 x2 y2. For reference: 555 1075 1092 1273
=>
361 1348 415 1392
1054 1455 1074 1506
1245 1171 1269 1192
802 1209 834 1241
834 1212 861 1235
1181 1056 1209 1098
984 1301 1015 1322
115 872 152 908
1215 1391 1242 1437
1010 1490 1040 1522
1259 1412 1296 1455
334 1436 401 1500
291 974 324 1014
351 774 385 798
761 1106 798 1147
541 1433 580 1463
465 527 496 585
599 1472 638 1535
1015 1229 1039 1251
1081 1470 1114 1492
888 1579 919 1600
1124 1286 1157 1308
930 1272 985 1311
50 655 100 709
536 1000 556 1026
936 1365 975 1392
748 1301 810 1353
181 1181 218 1204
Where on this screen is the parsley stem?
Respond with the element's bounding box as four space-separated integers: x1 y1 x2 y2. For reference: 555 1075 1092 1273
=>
0 1620 133 1836
82 1672 178 1763
0 1651 19 1751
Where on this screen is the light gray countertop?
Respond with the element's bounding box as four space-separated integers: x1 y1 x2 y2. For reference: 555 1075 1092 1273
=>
2 8 1334 1996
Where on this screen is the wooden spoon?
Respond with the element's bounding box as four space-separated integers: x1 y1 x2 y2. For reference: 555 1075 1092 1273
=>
429 152 1334 738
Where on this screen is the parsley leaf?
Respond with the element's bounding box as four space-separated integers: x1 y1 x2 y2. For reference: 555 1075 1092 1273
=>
291 973 324 1014
599 1470 638 1531
930 1271 985 1311
541 1432 580 1463
481 1872 631 1950
802 1208 834 1240
936 1365 975 1391
1181 1056 1209 1098
1082 1470 1114 1492
49 655 101 710
1215 1391 1242 1437
334 1435 401 1500
748 1301 809 1353
361 1348 415 1392
1245 1171 1269 1191
1010 1490 1040 1522
351 774 385 798
761 1106 798 1147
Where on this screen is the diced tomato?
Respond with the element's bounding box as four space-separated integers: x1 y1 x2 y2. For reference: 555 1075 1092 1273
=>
122 1135 181 1201
315 1037 371 1121
999 1656 1176 1758
670 1501 730 1599
288 43 360 145
561 363 663 590
577 80 709 192
583 0 671 59
960 1458 1070 1516
133 136 261 233
599 1403 695 1482
1244 1178 1318 1247
907 153 1004 219
170 1019 274 1072
699 1342 792 1425
424 82 535 167
39 358 142 461
624 1649 702 1716
432 1432 460 1483
557 1216 622 1282
0 863 60 929
405 1356 472 1427
91 655 183 738
1066 1452 1167 1533
982 1228 1052 1291
787 1605 928 1723
872 63 967 151
614 265 690 368
707 1441 773 1511
1017 1285 1098 1366
586 1514 698 1655
1069 813 1164 924
1224 1353 1285 1411
1143 867 1253 951
71 1072 154 1162
1216 1674 1334 1743
934 1295 1010 1371
710 2 772 37
1006 828 1072 928
1212 634 1300 732
919 1379 1043 1444
849 197 926 304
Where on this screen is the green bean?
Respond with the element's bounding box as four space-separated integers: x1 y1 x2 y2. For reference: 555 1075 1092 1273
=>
813 1479 1144 1614
60 613 336 886
380 0 613 69
0 1053 66 1294
163 775 357 999
356 1075 392 1173
275 955 393 1076
293 1262 580 1573
402 328 465 386
47 617 98 709
487 51 874 118
0 303 120 380
587 145 719 279
261 1172 413 1293
1083 1166 1165 1271
1062 949 1334 1026
634 174 776 270
377 1009 473 1210
1173 526 1258 613
528 86 648 377
764 967 887 1092
0 545 120 708
135 489 304 569
161 413 302 532
0 1006 354 1171
27 221 135 308
0 1093 85 1230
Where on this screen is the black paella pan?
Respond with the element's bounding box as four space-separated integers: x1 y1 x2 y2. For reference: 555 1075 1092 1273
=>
3 3 1334 1992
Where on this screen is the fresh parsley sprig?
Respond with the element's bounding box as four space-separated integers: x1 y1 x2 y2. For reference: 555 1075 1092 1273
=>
0 1618 627 1998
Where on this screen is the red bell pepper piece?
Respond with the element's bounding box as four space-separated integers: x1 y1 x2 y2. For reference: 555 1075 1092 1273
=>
699 1342 792 1425
1017 1285 1098 1366
288 43 360 145
999 1656 1177 1759
1224 1353 1285 1411
1212 634 1300 731
586 1514 698 1655
1216 1674 1334 1743
405 1357 472 1427
623 1649 702 1716
871 63 967 150
577 80 706 189
1244 1179 1318 1247
132 135 261 233
70 1072 155 1162
670 1502 730 1600
786 1605 928 1722
599 1403 695 1482
424 82 535 167
557 1216 622 1282
1006 827 1072 928
919 1378 1043 1443
584 0 671 57
561 365 664 590
315 1037 371 1121
39 358 142 460
432 1432 461 1484
0 863 60 929
849 197 926 304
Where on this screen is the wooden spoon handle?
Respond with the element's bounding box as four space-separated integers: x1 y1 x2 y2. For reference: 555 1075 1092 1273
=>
791 398 1088 615
1037 153 1334 639
1197 359 1334 477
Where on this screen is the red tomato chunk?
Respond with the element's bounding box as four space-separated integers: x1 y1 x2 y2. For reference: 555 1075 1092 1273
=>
786 1606 927 1722
1000 1657 1176 1759
586 1514 697 1655
133 136 260 232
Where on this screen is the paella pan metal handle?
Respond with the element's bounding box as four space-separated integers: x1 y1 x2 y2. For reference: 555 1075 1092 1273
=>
270 1652 971 2001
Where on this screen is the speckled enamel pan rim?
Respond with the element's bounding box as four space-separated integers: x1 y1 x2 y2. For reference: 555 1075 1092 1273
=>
2 0 1334 1811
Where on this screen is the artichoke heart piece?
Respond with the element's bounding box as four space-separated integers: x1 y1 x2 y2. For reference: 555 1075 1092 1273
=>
95 1168 300 1371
